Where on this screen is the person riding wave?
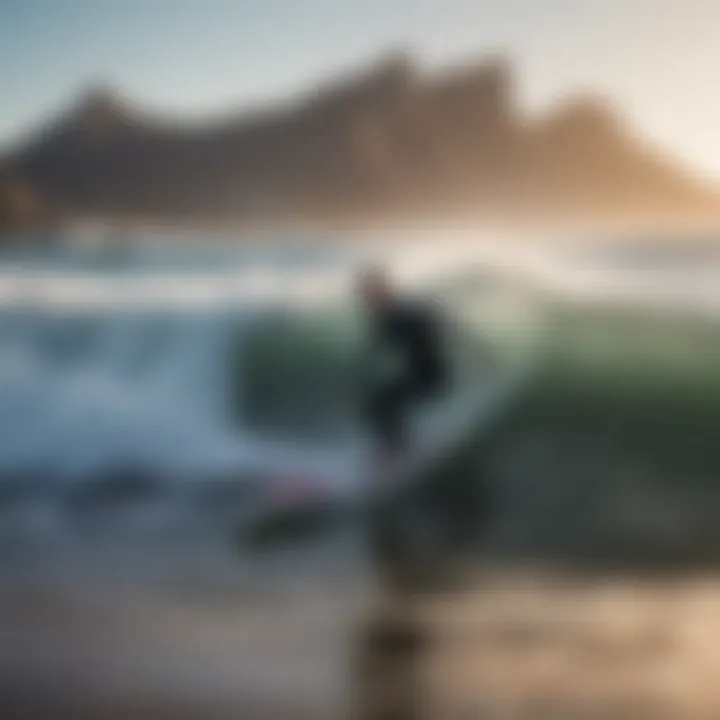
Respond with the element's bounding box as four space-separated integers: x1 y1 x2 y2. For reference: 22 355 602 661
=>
356 266 449 461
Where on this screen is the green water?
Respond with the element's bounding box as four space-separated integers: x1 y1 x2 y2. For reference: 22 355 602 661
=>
480 300 720 569
231 307 366 440
229 277 543 442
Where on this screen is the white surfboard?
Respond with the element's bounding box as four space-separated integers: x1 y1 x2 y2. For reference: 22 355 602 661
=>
242 352 535 547
364 355 533 505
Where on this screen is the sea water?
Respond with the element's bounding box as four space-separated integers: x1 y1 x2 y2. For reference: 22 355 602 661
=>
0 230 538 490
0 227 715 590
0 228 718 717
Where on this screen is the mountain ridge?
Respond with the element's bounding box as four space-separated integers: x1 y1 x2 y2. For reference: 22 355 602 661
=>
3 52 717 224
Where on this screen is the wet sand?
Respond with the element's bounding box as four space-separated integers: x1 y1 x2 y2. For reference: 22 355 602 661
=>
0 573 365 719
5 570 719 719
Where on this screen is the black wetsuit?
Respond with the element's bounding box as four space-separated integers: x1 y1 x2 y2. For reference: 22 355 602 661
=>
362 299 448 454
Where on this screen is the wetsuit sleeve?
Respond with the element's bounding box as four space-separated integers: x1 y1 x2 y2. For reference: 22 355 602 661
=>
407 302 448 395
355 330 378 420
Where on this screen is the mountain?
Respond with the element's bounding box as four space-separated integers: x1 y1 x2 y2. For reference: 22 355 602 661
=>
3 54 716 222
0 167 50 233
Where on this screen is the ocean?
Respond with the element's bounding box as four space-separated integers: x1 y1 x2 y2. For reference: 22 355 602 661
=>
0 227 718 718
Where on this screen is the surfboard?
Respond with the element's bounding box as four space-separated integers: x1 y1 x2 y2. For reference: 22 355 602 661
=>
365 358 530 504
241 353 535 549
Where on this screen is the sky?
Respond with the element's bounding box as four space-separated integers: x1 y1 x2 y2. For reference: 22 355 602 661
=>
1 0 720 179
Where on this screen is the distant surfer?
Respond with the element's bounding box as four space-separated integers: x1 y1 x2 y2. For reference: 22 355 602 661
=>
357 266 449 465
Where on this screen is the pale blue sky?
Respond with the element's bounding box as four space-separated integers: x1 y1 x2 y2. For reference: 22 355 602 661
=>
2 0 720 178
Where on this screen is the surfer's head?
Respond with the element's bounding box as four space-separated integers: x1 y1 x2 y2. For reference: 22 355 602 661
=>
356 264 394 311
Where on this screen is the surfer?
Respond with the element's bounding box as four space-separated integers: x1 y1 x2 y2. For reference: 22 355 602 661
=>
357 265 448 463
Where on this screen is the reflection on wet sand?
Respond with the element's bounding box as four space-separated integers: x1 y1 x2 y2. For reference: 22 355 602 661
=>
353 446 493 720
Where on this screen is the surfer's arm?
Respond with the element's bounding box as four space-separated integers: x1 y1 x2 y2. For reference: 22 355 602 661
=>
354 337 376 420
